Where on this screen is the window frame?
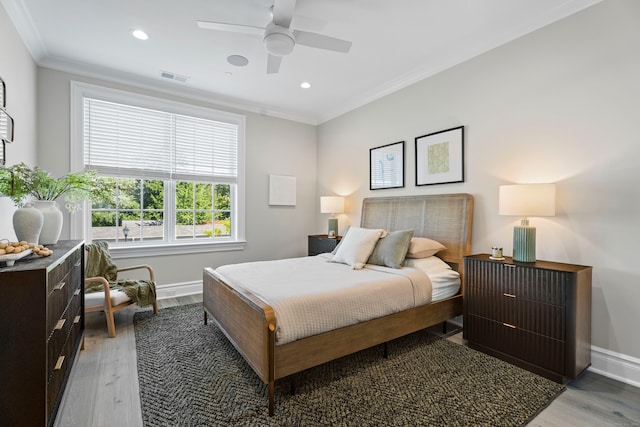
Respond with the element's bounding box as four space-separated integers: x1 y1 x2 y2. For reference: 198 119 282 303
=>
70 81 246 258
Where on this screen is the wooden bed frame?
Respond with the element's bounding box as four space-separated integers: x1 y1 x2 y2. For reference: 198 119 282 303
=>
203 193 473 415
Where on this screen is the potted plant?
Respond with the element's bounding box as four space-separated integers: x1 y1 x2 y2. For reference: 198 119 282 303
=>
0 163 113 244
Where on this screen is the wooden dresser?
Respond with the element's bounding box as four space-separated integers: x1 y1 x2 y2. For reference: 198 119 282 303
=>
0 240 84 426
463 254 592 383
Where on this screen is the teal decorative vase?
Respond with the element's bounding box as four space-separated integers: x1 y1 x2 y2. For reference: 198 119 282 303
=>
513 224 536 262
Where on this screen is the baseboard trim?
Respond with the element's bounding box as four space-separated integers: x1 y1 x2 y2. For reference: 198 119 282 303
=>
589 345 640 388
156 281 202 300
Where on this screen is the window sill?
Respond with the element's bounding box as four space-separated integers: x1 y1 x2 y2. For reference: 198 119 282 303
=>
107 240 246 260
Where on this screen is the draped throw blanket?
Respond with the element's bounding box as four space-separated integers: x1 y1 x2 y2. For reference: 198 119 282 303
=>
85 241 157 307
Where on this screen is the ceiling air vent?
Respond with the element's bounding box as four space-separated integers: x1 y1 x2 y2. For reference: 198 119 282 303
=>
160 71 189 83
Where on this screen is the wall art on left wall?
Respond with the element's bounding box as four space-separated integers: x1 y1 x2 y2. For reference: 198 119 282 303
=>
0 75 15 166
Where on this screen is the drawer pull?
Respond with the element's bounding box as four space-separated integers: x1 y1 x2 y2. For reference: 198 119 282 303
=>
54 356 65 370
503 322 517 329
504 264 516 269
55 319 66 330
54 281 66 291
503 293 516 298
73 315 81 324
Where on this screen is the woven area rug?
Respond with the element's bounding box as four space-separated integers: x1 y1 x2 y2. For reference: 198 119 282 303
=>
134 303 564 426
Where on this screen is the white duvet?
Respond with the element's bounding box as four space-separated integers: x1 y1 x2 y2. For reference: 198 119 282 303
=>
214 254 456 345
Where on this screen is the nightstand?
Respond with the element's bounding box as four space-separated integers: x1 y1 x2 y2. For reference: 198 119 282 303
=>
308 234 341 256
463 254 592 383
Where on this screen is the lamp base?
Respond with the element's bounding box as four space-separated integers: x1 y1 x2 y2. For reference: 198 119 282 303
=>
327 218 338 238
513 225 536 262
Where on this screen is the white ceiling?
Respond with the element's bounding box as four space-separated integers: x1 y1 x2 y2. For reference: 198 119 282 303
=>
3 0 601 124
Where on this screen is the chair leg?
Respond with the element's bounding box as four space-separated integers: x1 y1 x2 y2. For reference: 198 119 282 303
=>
152 301 158 315
106 309 117 338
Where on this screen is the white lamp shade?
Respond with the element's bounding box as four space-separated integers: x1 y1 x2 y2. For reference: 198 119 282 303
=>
320 196 345 214
499 184 556 217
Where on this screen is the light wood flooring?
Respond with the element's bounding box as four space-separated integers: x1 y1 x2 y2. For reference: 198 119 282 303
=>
55 295 640 426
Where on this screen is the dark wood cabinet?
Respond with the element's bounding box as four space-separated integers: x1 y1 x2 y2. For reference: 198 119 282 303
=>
0 240 85 426
308 234 341 256
463 254 592 383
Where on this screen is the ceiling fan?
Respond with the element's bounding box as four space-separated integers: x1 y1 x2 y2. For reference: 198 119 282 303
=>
197 0 352 74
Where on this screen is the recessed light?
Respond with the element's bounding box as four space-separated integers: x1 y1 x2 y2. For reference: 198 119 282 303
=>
300 82 311 89
227 55 249 67
132 29 149 40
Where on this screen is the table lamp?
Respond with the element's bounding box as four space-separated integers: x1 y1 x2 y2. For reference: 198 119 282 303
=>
320 196 344 238
499 184 556 262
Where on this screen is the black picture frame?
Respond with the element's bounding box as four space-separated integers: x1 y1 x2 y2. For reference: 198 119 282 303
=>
0 106 15 144
0 76 5 108
415 126 464 186
370 140 405 190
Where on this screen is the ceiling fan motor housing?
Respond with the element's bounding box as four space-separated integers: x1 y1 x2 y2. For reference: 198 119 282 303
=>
263 23 295 56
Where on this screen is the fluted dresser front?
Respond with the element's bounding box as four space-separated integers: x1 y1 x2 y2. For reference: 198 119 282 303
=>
463 254 592 383
0 240 84 426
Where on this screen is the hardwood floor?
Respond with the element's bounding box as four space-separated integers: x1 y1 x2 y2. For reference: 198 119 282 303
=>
55 295 640 427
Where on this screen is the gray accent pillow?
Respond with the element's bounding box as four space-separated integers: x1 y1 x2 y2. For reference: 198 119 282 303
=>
367 229 414 269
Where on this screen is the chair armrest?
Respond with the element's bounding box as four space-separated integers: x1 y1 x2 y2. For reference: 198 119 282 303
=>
85 276 113 310
117 264 155 281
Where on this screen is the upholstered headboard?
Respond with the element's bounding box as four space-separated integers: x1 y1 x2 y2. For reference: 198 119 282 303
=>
360 193 474 274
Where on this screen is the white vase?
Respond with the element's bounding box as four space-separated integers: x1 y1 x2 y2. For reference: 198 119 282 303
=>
31 200 63 245
12 203 44 244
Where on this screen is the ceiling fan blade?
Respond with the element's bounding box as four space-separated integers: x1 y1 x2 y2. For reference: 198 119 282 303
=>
267 54 282 74
291 14 327 32
197 20 264 36
293 30 352 53
272 0 297 28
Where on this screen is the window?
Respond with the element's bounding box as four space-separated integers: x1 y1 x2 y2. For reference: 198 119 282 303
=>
71 82 245 256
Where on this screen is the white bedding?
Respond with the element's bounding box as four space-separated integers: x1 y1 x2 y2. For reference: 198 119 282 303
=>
214 254 459 345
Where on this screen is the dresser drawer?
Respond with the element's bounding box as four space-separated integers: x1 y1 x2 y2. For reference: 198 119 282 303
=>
46 303 83 420
465 259 567 306
46 256 82 335
465 288 565 340
465 314 565 374
46 248 80 294
47 290 82 380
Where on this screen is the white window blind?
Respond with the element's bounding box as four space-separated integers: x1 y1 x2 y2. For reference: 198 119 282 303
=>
174 115 238 182
83 98 239 182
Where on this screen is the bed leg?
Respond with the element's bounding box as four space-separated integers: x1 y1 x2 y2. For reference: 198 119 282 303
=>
442 321 447 334
383 342 389 359
204 310 208 325
268 381 275 416
290 378 296 395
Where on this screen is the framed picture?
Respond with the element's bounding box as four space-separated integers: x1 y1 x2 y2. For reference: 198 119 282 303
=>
370 141 405 190
0 107 14 144
269 174 296 206
0 75 5 108
415 126 464 186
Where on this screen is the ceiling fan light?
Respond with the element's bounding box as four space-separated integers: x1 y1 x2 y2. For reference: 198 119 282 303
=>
264 32 294 56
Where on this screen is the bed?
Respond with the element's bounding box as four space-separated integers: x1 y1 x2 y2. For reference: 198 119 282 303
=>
203 193 473 415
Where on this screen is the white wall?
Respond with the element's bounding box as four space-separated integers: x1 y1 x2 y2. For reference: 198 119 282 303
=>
317 0 640 359
0 5 37 239
34 68 317 286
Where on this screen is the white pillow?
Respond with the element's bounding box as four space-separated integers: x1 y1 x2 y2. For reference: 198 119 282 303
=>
405 237 446 259
403 256 452 272
330 227 384 270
